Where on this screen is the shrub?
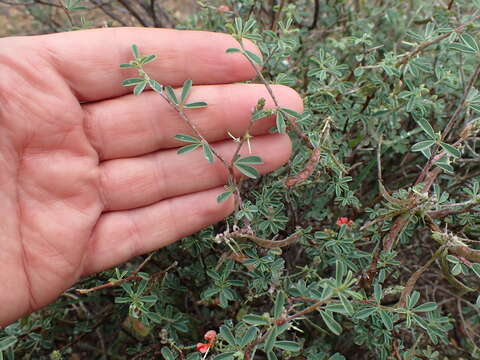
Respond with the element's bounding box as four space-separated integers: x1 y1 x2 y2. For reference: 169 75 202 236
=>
1 0 479 359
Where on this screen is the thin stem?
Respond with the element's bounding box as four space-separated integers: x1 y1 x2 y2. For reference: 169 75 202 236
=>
395 14 480 67
444 62 480 141
288 297 333 320
397 246 445 307
238 40 314 149
76 255 177 294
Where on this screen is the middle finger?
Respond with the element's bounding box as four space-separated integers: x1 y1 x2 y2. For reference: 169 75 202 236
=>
83 84 303 160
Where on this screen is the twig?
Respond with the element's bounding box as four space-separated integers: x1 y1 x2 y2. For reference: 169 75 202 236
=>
230 231 301 248
444 62 480 141
428 202 478 218
397 246 445 307
117 0 150 27
237 40 314 150
288 297 333 320
56 0 74 27
309 0 320 30
58 306 114 352
395 14 480 67
76 254 175 294
0 0 61 6
271 0 285 32
88 0 128 26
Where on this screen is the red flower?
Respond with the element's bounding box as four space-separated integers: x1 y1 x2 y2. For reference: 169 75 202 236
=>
196 342 210 354
196 330 217 354
204 330 217 342
217 5 230 13
336 217 353 227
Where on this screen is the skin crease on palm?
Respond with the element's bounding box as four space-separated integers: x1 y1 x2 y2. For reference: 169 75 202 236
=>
0 27 303 327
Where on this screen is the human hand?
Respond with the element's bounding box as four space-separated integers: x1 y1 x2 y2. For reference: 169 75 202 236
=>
0 28 302 326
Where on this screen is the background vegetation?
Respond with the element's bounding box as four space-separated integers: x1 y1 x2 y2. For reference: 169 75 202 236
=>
0 0 479 359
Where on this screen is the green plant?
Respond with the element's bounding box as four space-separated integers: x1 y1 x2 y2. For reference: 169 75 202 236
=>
1 0 480 359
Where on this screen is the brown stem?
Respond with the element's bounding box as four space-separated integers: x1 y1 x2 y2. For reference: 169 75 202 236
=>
395 14 480 67
231 231 301 248
117 0 150 27
58 306 114 351
76 256 176 294
237 41 313 150
271 0 286 32
444 62 480 141
88 0 128 26
0 0 61 6
288 297 333 320
397 246 445 307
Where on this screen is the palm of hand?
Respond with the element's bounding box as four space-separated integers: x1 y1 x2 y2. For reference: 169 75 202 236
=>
1 40 105 324
0 29 301 326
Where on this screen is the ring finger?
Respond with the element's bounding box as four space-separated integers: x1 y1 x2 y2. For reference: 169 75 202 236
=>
99 134 291 211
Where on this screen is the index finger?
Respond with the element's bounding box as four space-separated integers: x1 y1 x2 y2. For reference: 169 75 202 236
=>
39 27 261 101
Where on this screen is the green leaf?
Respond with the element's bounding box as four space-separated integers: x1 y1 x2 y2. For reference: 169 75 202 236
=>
120 62 135 68
411 140 435 152
161 346 176 360
140 54 157 65
239 327 258 347
234 17 243 34
335 259 345 282
131 44 140 59
149 79 163 93
415 117 436 139
213 353 236 360
235 163 259 179
407 291 420 308
460 33 479 53
273 291 285 319
174 134 201 143
145 311 164 324
280 108 301 118
356 307 377 320
217 191 233 203
274 341 301 351
122 78 144 86
325 303 350 315
203 143 214 163
469 102 480 113
378 310 393 330
0 336 17 352
440 142 461 158
219 325 237 346
471 263 480 277
374 283 382 304
236 156 263 165
244 50 263 66
181 79 193 104
276 110 287 134
165 86 178 105
252 109 272 121
243 314 270 326
226 48 241 53
320 311 342 335
435 157 454 173
177 143 201 155
267 351 278 360
264 327 278 353
339 293 354 316
184 102 208 109
413 302 438 312
133 81 147 96
449 43 477 54
202 287 220 298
